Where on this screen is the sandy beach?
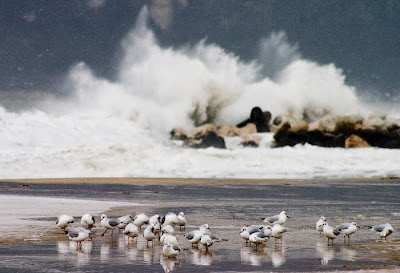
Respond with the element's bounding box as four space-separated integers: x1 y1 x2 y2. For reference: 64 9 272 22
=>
0 177 399 272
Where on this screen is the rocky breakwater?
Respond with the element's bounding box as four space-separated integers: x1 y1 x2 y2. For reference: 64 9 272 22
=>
273 113 400 148
170 107 272 149
170 107 400 149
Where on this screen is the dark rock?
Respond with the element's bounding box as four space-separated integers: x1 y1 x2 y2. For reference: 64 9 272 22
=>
237 107 271 132
191 131 226 149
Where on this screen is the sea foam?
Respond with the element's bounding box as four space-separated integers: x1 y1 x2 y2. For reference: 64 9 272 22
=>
0 6 399 179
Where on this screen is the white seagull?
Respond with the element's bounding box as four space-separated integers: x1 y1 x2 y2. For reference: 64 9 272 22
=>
117 215 133 229
100 214 119 236
199 234 227 252
133 213 149 230
162 243 181 258
149 214 162 235
143 224 156 246
64 226 92 249
249 231 269 250
56 215 75 230
262 211 290 225
316 216 326 235
162 212 180 226
369 223 395 240
123 222 140 242
80 214 95 230
323 222 340 246
184 224 212 247
161 233 179 246
161 224 175 235
271 224 287 244
336 222 359 244
177 212 187 230
239 225 263 244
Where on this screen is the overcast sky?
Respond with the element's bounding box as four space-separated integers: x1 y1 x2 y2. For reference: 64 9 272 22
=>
1 0 399 100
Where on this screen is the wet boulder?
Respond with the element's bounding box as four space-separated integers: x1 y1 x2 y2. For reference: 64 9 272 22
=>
345 134 370 148
190 131 226 149
237 107 272 132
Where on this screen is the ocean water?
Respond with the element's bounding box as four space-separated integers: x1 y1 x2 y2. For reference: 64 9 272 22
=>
0 7 399 180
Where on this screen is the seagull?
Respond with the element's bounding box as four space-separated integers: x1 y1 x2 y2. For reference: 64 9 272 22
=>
271 224 287 244
133 213 149 230
117 215 133 231
262 211 290 225
184 224 212 247
369 223 395 240
123 222 140 242
162 212 180 226
336 222 359 245
239 225 263 244
199 234 227 252
161 233 179 246
143 224 156 246
162 243 181 258
323 222 340 246
64 226 92 249
149 214 162 236
56 215 75 230
80 214 95 230
185 229 203 247
249 231 269 250
261 225 272 237
316 216 326 235
100 214 119 236
177 212 187 230
161 224 175 235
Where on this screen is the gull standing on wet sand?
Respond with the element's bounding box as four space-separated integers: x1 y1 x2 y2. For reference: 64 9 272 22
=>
336 222 359 245
123 222 140 242
249 231 269 250
316 216 326 235
162 243 181 258
200 233 227 252
239 225 263 244
262 211 290 225
133 213 149 230
323 222 340 246
117 215 133 232
271 224 287 244
162 212 180 227
177 212 187 230
56 214 75 230
80 213 95 230
143 223 156 246
369 223 395 240
184 224 212 247
64 226 92 249
100 214 119 236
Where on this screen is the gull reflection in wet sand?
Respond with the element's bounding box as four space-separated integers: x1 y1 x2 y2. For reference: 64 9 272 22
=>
339 246 357 261
160 256 180 273
240 246 266 266
269 244 286 267
100 241 111 262
57 241 92 267
316 241 334 265
143 245 161 264
189 248 214 266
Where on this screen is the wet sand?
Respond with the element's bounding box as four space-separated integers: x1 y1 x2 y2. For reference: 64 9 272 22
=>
0 178 399 272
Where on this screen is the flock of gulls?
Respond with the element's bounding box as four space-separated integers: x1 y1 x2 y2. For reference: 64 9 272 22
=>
56 210 395 259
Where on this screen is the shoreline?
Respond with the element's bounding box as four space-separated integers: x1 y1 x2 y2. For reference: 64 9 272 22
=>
1 176 398 186
0 178 399 272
